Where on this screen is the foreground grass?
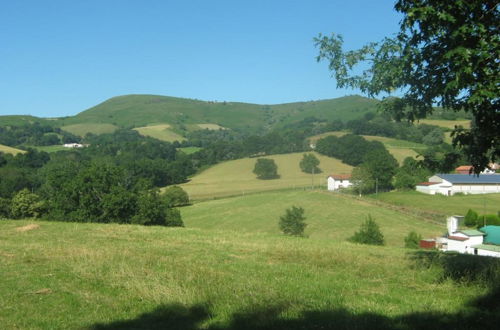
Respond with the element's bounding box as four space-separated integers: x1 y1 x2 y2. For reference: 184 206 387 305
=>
179 152 352 200
181 190 442 246
371 190 500 218
1 219 495 329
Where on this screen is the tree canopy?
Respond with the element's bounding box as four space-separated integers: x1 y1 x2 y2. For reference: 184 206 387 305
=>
315 0 499 172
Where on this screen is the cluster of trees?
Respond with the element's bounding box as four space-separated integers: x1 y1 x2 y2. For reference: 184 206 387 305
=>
464 209 500 228
0 123 80 147
346 115 447 146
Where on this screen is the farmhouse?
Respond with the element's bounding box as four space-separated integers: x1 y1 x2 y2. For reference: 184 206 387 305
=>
416 174 500 196
327 174 352 191
455 165 495 174
433 216 500 258
63 143 84 148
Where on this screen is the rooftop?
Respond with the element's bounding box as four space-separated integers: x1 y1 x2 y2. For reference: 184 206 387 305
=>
435 174 500 184
471 244 500 253
448 236 468 242
479 226 500 245
458 229 486 237
328 174 351 180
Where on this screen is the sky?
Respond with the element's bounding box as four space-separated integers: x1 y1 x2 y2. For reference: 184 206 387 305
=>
0 0 401 117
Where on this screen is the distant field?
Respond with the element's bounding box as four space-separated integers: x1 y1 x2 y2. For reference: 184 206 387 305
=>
1 218 491 329
178 152 352 200
371 190 500 218
309 131 423 163
61 123 118 137
177 147 202 154
0 144 25 155
30 145 68 153
196 123 227 130
419 119 471 129
182 190 442 246
133 124 186 142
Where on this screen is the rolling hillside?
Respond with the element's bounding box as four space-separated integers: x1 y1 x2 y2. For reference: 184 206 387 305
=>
178 152 352 200
0 143 26 155
48 94 380 133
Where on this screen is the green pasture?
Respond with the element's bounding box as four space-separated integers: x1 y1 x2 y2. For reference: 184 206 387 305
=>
178 152 352 200
0 144 26 155
61 123 118 137
419 119 471 129
371 190 500 218
177 147 202 155
30 145 68 153
134 124 186 142
1 218 494 329
182 190 442 246
196 123 227 130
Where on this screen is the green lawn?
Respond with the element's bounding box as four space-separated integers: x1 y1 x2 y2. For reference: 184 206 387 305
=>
178 152 352 200
30 145 69 153
419 119 471 129
371 190 500 218
177 147 202 155
1 218 495 329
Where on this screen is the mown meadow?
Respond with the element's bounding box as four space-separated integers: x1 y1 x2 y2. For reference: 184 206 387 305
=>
2 215 499 329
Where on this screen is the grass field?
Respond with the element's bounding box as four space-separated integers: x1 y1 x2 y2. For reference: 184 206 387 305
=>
419 119 471 129
1 217 496 329
0 144 26 155
178 152 352 200
309 132 423 163
61 123 118 137
371 190 500 218
182 190 443 246
30 145 68 153
177 147 202 155
134 124 186 142
196 123 227 130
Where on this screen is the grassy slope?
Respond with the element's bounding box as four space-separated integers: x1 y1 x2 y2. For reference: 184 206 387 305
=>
134 124 186 142
0 143 26 155
179 152 352 200
0 115 54 126
310 131 424 164
56 94 379 133
181 190 443 246
61 123 118 137
419 119 471 129
371 190 500 218
0 218 488 329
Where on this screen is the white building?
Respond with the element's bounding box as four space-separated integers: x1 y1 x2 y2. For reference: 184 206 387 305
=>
327 174 352 191
416 174 500 196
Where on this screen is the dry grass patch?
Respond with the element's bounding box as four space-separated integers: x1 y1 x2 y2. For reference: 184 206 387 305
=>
15 224 40 232
134 124 186 142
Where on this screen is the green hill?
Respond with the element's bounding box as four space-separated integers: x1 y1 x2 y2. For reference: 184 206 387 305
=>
0 143 26 155
52 94 380 133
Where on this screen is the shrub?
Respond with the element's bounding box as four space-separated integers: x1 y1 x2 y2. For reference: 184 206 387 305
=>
0 197 11 218
163 186 190 207
253 158 279 180
477 214 500 227
464 209 478 227
299 153 321 174
404 231 422 249
349 215 385 245
10 189 45 219
279 206 307 236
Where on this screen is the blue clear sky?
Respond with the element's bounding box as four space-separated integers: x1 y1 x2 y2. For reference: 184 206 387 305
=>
0 0 401 117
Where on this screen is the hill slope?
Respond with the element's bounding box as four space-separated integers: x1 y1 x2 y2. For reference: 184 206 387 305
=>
53 94 380 133
1 218 494 329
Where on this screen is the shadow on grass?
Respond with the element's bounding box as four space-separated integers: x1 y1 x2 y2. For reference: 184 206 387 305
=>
91 252 500 330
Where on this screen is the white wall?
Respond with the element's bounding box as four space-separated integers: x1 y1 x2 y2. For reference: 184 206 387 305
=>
476 249 500 258
327 177 352 191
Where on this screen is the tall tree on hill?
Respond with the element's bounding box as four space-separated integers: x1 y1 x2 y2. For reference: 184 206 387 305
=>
253 158 279 180
299 153 321 174
315 0 500 172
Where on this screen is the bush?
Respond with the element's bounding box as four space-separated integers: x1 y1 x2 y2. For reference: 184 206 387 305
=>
279 206 307 236
163 186 190 207
404 231 422 249
0 197 10 218
10 189 45 218
464 209 478 227
253 158 279 180
349 215 385 245
477 214 500 227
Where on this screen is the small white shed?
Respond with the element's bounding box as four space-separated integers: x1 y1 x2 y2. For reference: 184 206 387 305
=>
327 174 352 191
